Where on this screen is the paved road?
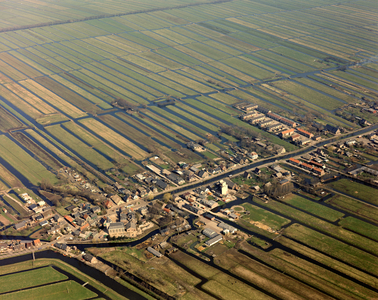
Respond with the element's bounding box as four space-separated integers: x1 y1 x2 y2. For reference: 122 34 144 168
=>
155 124 378 198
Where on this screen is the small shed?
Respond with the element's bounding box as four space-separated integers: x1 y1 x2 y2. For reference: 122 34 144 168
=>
147 247 162 258
83 253 98 263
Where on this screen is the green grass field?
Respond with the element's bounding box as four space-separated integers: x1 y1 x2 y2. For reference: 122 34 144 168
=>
284 193 344 222
339 217 378 242
327 194 378 223
0 135 58 186
240 203 290 231
1 280 97 300
328 179 378 205
284 224 378 277
0 267 67 294
254 197 378 256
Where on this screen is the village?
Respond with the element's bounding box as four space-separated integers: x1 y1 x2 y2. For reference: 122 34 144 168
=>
1 128 378 264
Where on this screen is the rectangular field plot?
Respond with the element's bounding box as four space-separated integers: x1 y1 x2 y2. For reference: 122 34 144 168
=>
284 224 378 277
0 164 22 188
276 236 378 290
269 246 378 300
147 107 205 140
79 118 149 161
0 280 97 300
270 80 346 110
339 217 378 242
19 79 87 119
254 197 378 256
46 124 114 170
0 106 24 131
0 267 67 294
11 132 62 170
240 203 290 231
215 248 333 300
33 77 104 114
99 114 170 154
0 135 57 185
327 194 378 223
283 193 344 222
160 71 214 93
170 250 271 299
294 77 357 104
3 82 57 115
328 179 378 205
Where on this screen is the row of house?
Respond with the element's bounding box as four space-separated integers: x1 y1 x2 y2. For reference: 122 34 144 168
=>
288 158 325 176
0 239 41 252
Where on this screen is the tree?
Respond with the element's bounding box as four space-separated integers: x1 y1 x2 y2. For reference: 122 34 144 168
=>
40 178 52 190
162 193 172 203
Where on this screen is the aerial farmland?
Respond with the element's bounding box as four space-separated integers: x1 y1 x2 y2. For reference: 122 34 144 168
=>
0 0 377 299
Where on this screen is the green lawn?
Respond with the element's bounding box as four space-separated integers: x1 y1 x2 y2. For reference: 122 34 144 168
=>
0 267 67 294
284 193 344 222
328 179 378 205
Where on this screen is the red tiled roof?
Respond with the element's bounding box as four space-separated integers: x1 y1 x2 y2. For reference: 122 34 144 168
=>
289 158 301 164
302 163 313 169
80 223 89 231
64 215 73 222
310 160 323 167
298 128 313 136
281 128 295 135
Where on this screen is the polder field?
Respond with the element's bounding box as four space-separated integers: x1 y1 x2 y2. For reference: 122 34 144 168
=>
0 0 378 297
0 258 135 300
0 0 376 190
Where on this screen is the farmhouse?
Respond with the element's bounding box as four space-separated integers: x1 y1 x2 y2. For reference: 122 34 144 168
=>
325 124 341 135
14 220 28 231
302 162 313 170
54 243 69 252
187 142 205 152
218 222 237 233
266 112 298 127
249 152 258 160
156 179 168 190
167 173 185 185
290 134 302 142
259 118 276 128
